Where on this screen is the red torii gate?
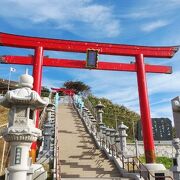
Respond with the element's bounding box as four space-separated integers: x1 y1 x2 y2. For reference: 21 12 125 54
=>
0 32 178 164
51 88 75 96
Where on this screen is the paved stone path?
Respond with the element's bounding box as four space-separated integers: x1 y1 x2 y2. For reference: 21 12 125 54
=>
57 103 131 179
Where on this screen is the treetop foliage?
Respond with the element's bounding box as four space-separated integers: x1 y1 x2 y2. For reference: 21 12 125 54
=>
63 81 90 94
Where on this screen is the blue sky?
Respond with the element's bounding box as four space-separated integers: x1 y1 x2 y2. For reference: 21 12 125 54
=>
0 0 180 122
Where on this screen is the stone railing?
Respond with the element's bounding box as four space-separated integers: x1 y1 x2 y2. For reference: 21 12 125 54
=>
73 95 143 179
73 95 174 180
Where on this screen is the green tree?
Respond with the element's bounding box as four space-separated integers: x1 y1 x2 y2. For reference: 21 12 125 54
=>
63 81 90 95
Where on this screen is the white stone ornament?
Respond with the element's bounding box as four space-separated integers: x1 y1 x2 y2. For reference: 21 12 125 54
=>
0 72 47 180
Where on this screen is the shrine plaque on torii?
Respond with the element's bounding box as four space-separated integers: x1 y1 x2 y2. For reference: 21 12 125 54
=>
0 32 178 163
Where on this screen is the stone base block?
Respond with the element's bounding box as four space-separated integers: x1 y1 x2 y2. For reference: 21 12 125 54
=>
140 163 173 180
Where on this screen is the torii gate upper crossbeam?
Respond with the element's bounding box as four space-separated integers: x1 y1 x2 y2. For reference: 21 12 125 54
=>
0 32 178 58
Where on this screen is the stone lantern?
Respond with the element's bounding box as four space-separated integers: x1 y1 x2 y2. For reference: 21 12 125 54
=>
95 101 105 123
118 122 128 154
0 72 47 180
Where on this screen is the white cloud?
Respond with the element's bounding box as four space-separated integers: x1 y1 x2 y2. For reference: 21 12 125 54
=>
125 0 180 20
141 20 170 32
42 77 64 90
0 0 120 38
147 71 180 94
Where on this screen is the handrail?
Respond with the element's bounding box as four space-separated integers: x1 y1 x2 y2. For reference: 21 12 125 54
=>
73 96 174 180
33 170 46 180
34 165 44 173
38 107 47 128
53 98 61 180
36 150 50 162
112 141 173 180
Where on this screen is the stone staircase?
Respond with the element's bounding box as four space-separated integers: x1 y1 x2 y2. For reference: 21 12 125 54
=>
57 104 132 179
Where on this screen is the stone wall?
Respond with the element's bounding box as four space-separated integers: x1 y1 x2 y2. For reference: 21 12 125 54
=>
127 141 175 158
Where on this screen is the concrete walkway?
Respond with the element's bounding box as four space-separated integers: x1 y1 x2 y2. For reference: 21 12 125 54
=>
57 103 130 179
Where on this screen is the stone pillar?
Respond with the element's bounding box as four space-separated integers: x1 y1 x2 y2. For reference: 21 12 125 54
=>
105 127 111 150
100 123 106 147
115 131 120 154
115 131 120 145
0 72 47 180
90 116 96 135
172 138 180 180
109 128 116 155
118 122 128 154
99 123 104 135
171 96 180 138
95 101 105 123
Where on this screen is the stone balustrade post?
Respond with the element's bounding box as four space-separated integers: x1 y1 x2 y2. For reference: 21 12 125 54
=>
105 127 111 150
172 138 180 180
87 113 93 132
78 96 84 115
84 109 90 125
86 111 92 128
0 72 47 180
110 128 116 145
82 107 87 118
115 131 120 155
95 101 105 124
100 123 106 146
90 117 96 135
109 128 116 155
118 122 128 155
98 122 104 134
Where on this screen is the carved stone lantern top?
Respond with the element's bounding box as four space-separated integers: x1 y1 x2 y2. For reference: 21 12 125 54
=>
118 122 128 130
95 101 105 110
0 72 47 108
0 72 48 143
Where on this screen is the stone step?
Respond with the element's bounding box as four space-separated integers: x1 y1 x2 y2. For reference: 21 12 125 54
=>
60 172 122 178
61 178 131 180
61 165 120 174
57 104 122 178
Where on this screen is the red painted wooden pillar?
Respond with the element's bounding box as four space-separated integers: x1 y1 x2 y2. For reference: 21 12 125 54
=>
31 46 44 162
136 54 156 163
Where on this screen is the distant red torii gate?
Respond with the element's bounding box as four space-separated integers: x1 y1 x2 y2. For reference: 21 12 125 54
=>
51 88 75 96
0 32 178 163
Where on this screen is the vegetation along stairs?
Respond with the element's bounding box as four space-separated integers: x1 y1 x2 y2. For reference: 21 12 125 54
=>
57 101 133 179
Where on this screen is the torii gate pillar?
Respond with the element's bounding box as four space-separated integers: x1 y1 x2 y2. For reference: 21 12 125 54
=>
31 46 44 163
136 54 155 163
